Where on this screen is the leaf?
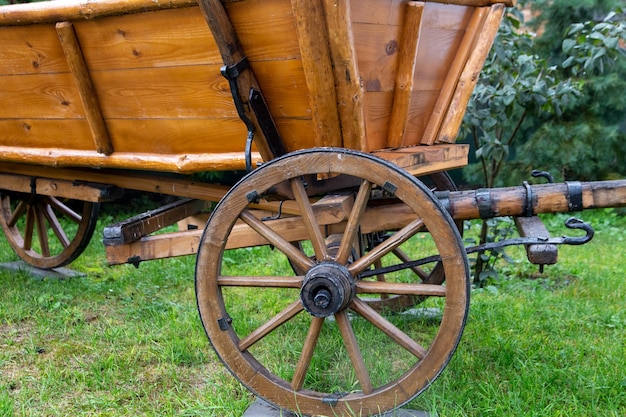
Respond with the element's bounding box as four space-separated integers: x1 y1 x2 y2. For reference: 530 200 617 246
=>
562 38 577 53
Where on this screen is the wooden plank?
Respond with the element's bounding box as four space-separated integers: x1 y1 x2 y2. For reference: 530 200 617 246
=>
226 0 301 62
436 3 505 143
0 25 69 75
0 119 94 150
421 7 487 145
353 22 402 93
0 172 120 202
73 7 222 71
514 216 558 265
322 0 367 151
0 0 514 27
373 143 469 176
56 21 113 155
0 72 84 119
106 118 248 154
386 2 424 148
291 0 342 148
89 64 234 119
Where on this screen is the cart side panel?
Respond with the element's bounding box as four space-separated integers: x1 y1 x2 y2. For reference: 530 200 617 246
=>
0 1 316 172
353 1 478 151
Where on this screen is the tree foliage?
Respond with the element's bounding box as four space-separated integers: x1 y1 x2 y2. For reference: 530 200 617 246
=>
462 2 626 187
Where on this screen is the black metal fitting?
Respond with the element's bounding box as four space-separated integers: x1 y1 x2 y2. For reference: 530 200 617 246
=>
566 181 583 212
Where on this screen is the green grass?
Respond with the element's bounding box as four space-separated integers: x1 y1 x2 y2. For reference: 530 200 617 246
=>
0 208 624 416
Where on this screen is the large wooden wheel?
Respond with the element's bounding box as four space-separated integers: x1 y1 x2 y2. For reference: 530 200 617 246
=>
195 149 469 416
0 191 99 269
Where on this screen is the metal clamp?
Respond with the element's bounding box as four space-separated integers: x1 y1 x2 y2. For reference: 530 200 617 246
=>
566 181 583 212
475 188 494 219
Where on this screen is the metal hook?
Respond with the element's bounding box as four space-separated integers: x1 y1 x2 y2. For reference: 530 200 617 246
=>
561 217 594 245
261 200 284 221
531 170 555 183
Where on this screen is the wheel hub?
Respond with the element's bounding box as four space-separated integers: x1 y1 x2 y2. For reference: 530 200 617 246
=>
300 262 355 317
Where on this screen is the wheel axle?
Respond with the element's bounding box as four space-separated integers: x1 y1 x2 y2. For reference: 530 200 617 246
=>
300 262 355 317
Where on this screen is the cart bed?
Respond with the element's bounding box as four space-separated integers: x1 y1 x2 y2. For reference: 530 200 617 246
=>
0 0 509 173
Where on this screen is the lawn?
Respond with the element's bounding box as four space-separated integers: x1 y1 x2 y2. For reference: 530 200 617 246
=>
0 205 624 417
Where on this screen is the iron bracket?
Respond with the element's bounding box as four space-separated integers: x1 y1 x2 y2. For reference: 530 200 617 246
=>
359 217 594 279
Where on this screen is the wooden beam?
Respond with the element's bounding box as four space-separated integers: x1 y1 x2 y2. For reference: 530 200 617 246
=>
514 216 558 265
56 21 113 155
322 0 367 151
421 7 487 145
291 0 342 148
0 0 196 26
0 172 120 202
0 161 231 202
0 146 262 174
103 198 210 246
386 2 424 149
372 143 469 176
436 4 505 143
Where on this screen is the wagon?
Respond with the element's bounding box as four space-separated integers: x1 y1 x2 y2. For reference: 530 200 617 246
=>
1 0 624 415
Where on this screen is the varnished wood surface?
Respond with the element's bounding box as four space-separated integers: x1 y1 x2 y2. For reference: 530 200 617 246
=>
0 0 506 173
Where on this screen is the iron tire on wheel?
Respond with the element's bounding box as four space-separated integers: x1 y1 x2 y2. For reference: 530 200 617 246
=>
195 149 469 416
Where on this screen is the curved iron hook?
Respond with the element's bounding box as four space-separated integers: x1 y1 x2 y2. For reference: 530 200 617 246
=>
561 217 594 245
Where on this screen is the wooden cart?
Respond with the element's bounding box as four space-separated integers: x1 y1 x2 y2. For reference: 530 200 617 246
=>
1 0 625 415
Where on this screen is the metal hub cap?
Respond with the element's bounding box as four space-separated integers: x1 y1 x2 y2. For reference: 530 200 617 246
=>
300 262 355 317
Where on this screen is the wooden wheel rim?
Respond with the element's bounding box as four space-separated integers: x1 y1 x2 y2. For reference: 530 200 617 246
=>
0 193 99 269
195 149 469 416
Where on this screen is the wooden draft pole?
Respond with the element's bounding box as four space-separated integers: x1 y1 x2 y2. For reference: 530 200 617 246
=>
441 179 626 220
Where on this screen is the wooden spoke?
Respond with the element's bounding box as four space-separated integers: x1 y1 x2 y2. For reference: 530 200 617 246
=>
7 200 27 227
291 317 324 390
351 298 427 359
35 202 51 257
336 180 371 264
239 209 314 273
348 217 424 276
335 310 373 394
47 196 82 223
195 150 469 416
356 281 447 297
393 248 430 281
290 178 328 261
0 193 99 269
41 199 71 248
24 205 35 250
238 300 304 351
217 276 303 288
